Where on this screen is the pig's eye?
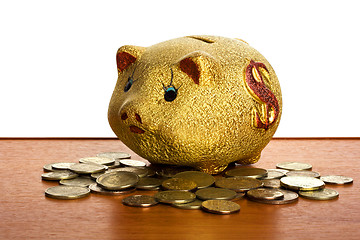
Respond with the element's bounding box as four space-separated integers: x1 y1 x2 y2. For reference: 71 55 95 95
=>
124 77 133 92
164 86 177 102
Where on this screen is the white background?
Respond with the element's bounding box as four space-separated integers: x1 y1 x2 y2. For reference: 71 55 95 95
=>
1 0 359 137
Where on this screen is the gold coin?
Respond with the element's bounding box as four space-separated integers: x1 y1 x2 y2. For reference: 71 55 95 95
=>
246 188 284 200
109 167 149 178
60 177 96 187
45 186 90 200
119 159 146 168
173 171 215 189
247 189 299 205
161 178 197 191
155 165 196 178
171 199 204 210
122 195 159 207
261 169 285 180
136 177 163 190
286 170 320 178
280 176 325 191
96 171 139 190
320 175 353 185
41 171 78 181
215 177 263 192
89 183 136 195
154 190 196 204
51 162 76 170
144 167 156 177
69 163 106 174
276 162 312 171
96 152 131 159
201 200 240 215
231 192 246 201
79 157 115 166
299 188 339 200
225 168 267 179
262 179 281 189
195 187 237 200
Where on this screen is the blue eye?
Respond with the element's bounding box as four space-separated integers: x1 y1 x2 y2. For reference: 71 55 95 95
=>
164 87 177 102
124 77 133 92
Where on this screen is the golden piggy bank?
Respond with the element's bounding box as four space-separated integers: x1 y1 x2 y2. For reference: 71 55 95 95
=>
108 35 282 174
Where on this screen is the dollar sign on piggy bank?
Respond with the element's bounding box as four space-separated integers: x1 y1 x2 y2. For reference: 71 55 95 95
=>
108 35 282 174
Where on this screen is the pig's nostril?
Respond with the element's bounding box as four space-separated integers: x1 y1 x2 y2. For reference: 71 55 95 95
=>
135 113 142 124
121 112 128 120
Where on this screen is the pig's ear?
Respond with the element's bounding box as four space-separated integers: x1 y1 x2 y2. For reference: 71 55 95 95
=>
177 51 218 86
116 45 145 73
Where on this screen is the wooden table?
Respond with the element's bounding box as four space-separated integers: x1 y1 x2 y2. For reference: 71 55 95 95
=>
0 138 359 240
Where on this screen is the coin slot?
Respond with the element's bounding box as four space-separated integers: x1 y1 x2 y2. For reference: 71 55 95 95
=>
187 36 215 44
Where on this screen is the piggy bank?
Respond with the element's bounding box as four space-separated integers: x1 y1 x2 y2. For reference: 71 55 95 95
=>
108 35 282 174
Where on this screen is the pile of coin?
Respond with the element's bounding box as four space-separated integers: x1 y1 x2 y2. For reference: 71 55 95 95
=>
42 155 353 214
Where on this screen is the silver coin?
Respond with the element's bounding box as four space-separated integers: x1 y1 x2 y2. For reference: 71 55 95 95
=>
43 163 55 172
79 157 115 166
267 168 289 175
45 186 90 200
107 159 122 169
60 177 96 187
262 179 282 189
320 175 353 185
96 152 131 159
41 171 78 181
286 170 320 178
299 188 339 200
280 176 325 191
119 159 147 168
69 163 106 175
51 162 76 170
276 162 312 171
90 171 108 180
261 169 286 180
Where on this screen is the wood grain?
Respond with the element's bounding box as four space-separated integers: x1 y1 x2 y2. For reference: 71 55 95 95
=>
0 138 359 240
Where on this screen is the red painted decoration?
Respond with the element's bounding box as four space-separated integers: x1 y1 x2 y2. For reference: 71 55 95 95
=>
130 125 145 134
245 60 279 130
135 113 142 124
116 52 136 72
121 112 128 120
180 58 200 84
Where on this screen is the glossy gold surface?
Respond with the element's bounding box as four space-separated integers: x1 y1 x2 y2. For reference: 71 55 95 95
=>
109 35 282 173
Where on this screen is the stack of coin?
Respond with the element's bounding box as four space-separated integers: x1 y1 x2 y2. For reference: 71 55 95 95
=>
41 157 352 213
